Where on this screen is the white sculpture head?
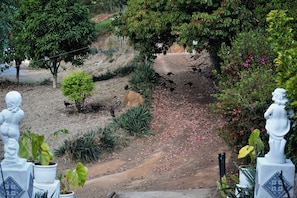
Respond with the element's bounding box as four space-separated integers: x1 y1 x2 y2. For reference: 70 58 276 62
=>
272 88 288 105
5 91 22 113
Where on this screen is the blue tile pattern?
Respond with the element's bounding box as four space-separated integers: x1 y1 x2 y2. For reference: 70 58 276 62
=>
27 173 33 198
263 172 292 198
0 176 25 198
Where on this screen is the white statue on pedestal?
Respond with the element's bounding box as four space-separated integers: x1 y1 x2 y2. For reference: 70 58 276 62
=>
0 91 26 167
264 88 294 164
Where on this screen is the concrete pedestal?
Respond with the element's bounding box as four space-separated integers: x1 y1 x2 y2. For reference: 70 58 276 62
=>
255 157 295 198
33 179 60 198
0 162 33 198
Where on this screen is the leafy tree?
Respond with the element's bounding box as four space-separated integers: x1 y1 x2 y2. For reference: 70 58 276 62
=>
13 0 97 88
115 0 297 71
115 0 259 69
177 0 257 72
0 0 18 63
83 0 128 13
61 71 95 113
114 0 188 61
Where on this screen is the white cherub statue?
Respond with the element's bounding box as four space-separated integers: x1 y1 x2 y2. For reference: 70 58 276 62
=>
0 91 26 167
264 88 294 164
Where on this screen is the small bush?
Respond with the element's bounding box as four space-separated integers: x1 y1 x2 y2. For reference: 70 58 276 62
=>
97 127 118 153
129 62 157 100
92 58 136 82
113 105 153 137
216 29 276 86
61 71 95 112
55 131 101 163
213 29 276 150
95 18 114 36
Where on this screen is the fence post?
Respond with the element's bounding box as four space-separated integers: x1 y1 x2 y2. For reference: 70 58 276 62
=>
218 153 226 184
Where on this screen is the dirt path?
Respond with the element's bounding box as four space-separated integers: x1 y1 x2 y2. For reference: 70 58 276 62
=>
73 52 233 197
0 51 233 198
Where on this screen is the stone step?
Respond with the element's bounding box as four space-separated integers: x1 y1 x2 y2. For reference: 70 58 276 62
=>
108 188 217 198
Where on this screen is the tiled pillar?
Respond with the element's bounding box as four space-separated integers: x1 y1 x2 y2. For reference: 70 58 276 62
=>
255 157 295 198
0 162 33 198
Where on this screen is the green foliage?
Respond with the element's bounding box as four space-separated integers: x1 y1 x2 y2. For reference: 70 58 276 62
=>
61 71 95 112
97 127 118 153
58 162 88 194
56 54 156 163
113 105 153 137
238 129 265 166
95 18 114 36
267 10 297 108
12 0 97 87
286 129 297 165
92 60 135 82
84 0 127 14
34 191 48 198
213 29 276 151
55 131 101 163
216 165 256 198
114 0 186 60
129 61 157 100
93 70 115 81
217 29 276 85
266 10 297 165
216 175 234 198
0 0 18 63
19 130 54 165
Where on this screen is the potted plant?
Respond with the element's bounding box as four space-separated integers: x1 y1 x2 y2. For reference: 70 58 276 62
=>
216 129 265 198
236 128 264 197
19 130 58 184
58 162 88 198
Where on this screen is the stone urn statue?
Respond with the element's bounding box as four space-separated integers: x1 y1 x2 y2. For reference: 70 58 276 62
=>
264 88 294 164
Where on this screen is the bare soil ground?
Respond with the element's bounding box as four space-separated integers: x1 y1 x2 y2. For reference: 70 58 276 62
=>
0 40 235 197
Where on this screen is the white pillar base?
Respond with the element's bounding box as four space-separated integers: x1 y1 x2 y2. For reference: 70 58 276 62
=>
33 179 60 198
255 157 295 198
0 162 33 198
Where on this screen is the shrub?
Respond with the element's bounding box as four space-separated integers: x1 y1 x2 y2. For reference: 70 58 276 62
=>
113 105 153 137
213 29 276 150
97 127 118 153
95 18 114 36
216 29 276 86
213 68 274 150
266 10 297 165
129 61 157 101
92 62 136 82
61 71 95 112
54 131 101 163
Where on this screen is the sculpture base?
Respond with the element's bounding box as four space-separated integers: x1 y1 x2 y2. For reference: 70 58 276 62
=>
33 179 60 198
255 157 295 198
0 162 33 198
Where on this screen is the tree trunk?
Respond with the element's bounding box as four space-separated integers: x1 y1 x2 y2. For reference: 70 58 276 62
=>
52 73 57 88
15 59 22 85
51 59 59 88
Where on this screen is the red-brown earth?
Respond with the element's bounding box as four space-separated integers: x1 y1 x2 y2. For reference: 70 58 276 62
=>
0 37 236 197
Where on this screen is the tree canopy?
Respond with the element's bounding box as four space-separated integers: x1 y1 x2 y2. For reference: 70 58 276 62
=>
0 0 18 63
115 0 258 67
12 0 97 88
115 0 297 70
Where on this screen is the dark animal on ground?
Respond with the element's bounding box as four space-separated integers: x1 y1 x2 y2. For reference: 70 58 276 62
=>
184 82 193 87
64 101 72 107
109 106 115 117
168 80 176 85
